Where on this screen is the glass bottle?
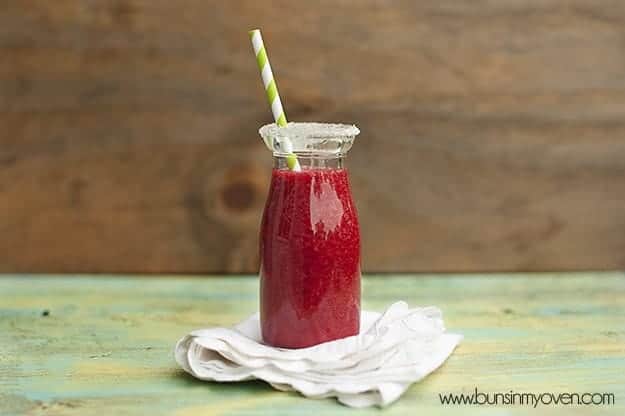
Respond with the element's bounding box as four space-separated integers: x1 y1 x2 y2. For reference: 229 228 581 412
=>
258 122 361 348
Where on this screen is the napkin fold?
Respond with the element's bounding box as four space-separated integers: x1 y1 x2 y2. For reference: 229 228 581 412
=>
175 301 462 408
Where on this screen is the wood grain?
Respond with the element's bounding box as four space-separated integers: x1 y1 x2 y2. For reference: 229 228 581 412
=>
1 1 625 272
1 273 624 415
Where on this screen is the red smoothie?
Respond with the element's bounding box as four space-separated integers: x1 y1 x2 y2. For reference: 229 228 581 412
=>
259 167 361 348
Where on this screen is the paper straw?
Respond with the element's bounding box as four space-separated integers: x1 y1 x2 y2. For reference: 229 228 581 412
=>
249 29 300 171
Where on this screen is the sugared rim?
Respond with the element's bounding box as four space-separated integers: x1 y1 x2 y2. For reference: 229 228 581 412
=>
259 122 360 141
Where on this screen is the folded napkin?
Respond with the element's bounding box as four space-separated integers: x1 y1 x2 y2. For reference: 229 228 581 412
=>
175 301 462 408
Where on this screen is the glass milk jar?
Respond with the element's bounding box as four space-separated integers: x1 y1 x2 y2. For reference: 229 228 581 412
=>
258 123 361 348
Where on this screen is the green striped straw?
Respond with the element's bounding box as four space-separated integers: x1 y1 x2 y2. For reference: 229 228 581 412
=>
249 29 300 171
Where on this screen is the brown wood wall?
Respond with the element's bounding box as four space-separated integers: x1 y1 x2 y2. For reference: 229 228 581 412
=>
2 0 625 273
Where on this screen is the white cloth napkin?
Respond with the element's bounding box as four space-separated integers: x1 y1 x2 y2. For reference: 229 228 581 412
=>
175 301 462 408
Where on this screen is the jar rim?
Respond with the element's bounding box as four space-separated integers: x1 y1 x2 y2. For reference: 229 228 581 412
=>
259 122 360 141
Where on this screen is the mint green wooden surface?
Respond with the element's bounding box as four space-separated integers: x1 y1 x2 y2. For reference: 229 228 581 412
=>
1 273 624 415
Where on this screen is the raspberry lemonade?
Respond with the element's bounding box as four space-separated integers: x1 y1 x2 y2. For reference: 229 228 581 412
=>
258 122 361 348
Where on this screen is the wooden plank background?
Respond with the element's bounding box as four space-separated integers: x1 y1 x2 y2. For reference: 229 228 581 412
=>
1 0 625 273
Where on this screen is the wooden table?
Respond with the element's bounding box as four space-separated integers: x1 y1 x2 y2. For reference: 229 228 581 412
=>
2 273 624 415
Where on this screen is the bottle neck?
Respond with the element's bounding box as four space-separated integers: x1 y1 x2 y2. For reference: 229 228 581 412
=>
273 154 345 170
